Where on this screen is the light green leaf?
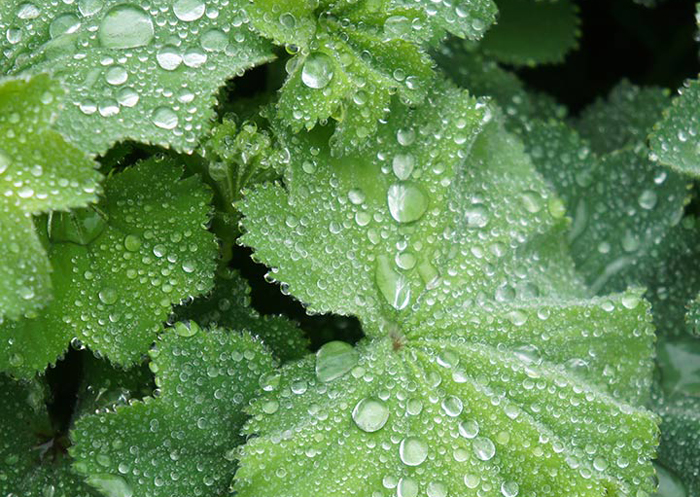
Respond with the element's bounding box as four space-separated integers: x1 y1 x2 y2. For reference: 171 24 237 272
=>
173 268 309 362
650 79 700 176
480 0 580 66
0 157 218 378
71 324 276 497
576 80 671 154
0 74 101 320
236 85 659 496
0 374 100 497
0 0 274 155
246 0 496 148
521 119 690 294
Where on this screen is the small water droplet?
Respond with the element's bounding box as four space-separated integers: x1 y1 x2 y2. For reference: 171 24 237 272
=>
473 436 495 461
152 107 178 129
315 341 359 382
375 255 411 310
98 288 118 305
156 46 182 71
105 66 128 85
638 189 658 210
501 481 519 497
352 398 390 432
441 395 463 417
301 52 334 89
458 419 479 439
174 321 199 337
392 154 415 180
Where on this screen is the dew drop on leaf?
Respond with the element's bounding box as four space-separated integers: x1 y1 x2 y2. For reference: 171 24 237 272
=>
375 255 411 310
98 4 154 49
86 473 133 497
301 52 334 89
315 341 359 382
399 436 429 466
473 436 496 461
352 398 390 432
397 477 419 497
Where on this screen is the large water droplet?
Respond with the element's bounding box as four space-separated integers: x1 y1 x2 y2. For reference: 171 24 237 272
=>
98 287 118 305
501 481 519 497
86 473 133 497
352 398 390 432
473 436 495 461
98 5 154 49
152 107 178 129
392 154 415 180
173 0 205 21
174 321 199 337
387 183 428 224
375 255 411 310
301 52 334 89
427 481 448 497
399 436 428 466
49 13 81 38
458 419 479 439
397 478 419 497
441 395 463 417
315 341 358 382
156 46 182 71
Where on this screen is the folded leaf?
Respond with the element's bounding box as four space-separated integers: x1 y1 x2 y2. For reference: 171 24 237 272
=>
0 0 274 155
0 157 218 378
71 324 276 497
236 84 659 496
0 75 101 319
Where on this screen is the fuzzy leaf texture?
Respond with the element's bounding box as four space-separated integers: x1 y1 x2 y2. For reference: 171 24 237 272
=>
71 323 276 497
245 0 497 149
0 0 274 155
0 157 218 378
236 84 659 497
0 74 101 320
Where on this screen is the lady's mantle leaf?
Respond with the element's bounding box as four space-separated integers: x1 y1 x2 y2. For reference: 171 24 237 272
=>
0 375 100 497
173 268 309 362
0 75 101 320
236 85 659 496
245 0 496 149
0 157 217 378
650 79 700 177
71 324 276 497
0 0 274 155
480 0 580 66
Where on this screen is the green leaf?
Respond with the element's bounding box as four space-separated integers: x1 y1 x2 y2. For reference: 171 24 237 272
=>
0 0 274 155
0 74 101 320
521 119 690 294
71 324 276 497
652 391 700 497
480 0 580 66
236 85 659 496
0 374 100 497
173 268 309 362
0 157 218 378
650 79 700 177
576 80 671 155
246 0 497 148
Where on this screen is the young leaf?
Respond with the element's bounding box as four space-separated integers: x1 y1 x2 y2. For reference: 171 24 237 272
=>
650 79 700 177
236 85 659 496
575 80 671 155
173 268 309 362
245 0 497 148
0 0 274 155
71 324 276 497
0 75 101 320
0 374 100 497
0 157 218 378
480 0 580 66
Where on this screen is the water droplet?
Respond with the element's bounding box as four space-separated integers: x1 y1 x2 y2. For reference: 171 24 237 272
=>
441 395 463 417
201 29 228 52
465 204 489 228
98 288 118 305
0 149 11 175
152 107 178 129
352 398 390 432
473 436 495 461
348 188 365 205
397 478 419 497
86 473 133 497
387 183 428 223
427 481 448 497
105 66 128 85
392 154 415 180
301 52 334 89
17 3 40 20
173 0 205 21
399 436 428 466
315 341 358 382
117 88 139 107
638 189 657 210
174 321 199 337
49 13 80 38
99 5 154 49
156 46 182 71
123 234 141 251
521 190 543 213
458 419 479 439
501 481 519 497
375 255 411 310
464 474 480 489
78 0 102 16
